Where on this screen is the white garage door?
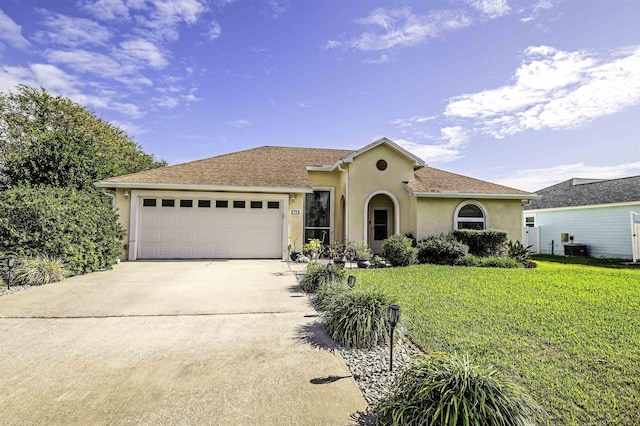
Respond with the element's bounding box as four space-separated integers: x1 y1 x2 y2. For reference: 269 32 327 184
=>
137 197 283 259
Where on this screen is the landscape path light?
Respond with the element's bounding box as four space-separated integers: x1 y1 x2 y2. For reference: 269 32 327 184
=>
327 262 334 273
7 258 15 289
347 275 356 289
389 304 401 371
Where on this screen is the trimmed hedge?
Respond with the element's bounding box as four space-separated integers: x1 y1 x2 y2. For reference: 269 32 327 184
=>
382 234 417 267
417 234 469 265
0 186 123 275
453 229 508 257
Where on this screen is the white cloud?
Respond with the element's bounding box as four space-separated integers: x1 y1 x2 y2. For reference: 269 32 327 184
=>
82 0 137 20
119 38 168 69
445 45 640 138
0 8 31 49
395 138 464 164
83 0 207 41
36 12 111 47
153 95 181 108
495 162 640 192
229 119 250 128
207 21 221 40
267 0 289 18
394 126 470 164
466 0 510 18
390 115 437 128
338 7 472 51
0 63 143 117
110 119 147 135
362 53 394 64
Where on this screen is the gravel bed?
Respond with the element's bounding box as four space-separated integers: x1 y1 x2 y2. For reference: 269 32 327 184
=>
0 284 34 298
288 262 426 423
338 335 424 406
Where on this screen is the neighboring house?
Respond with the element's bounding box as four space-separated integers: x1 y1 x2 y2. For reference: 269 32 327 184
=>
523 176 640 259
96 138 536 260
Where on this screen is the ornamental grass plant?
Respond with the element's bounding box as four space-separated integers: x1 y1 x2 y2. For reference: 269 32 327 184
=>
322 289 392 349
11 256 67 286
377 353 546 426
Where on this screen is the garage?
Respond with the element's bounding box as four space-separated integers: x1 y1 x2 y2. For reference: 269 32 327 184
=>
136 196 284 259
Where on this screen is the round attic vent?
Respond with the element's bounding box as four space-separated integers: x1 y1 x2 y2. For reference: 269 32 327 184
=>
376 159 387 171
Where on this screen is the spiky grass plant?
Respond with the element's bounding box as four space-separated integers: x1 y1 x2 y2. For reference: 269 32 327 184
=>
314 281 350 312
12 256 67 286
300 261 346 293
377 353 546 426
323 290 392 349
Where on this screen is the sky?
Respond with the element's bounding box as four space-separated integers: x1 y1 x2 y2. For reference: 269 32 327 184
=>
0 0 639 192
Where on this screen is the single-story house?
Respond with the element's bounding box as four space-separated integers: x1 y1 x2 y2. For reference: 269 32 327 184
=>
523 176 640 259
96 138 537 260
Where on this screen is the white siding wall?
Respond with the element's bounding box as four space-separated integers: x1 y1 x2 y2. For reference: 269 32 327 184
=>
534 204 640 258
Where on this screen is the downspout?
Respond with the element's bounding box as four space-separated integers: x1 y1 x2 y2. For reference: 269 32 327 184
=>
337 161 349 243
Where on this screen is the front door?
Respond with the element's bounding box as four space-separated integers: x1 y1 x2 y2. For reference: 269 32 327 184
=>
369 207 390 254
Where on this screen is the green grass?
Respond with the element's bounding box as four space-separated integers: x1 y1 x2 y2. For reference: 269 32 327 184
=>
532 254 638 269
351 261 640 425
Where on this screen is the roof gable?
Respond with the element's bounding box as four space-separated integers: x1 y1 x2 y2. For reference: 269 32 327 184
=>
340 137 425 168
525 175 640 209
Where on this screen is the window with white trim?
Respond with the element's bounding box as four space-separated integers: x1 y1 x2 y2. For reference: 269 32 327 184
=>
455 203 486 230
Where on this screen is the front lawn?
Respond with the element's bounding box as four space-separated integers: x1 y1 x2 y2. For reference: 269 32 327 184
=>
350 261 640 425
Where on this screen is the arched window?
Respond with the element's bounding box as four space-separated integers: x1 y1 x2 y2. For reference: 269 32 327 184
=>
455 202 486 230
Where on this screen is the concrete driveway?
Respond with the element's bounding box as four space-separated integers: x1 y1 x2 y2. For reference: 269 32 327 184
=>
0 260 366 425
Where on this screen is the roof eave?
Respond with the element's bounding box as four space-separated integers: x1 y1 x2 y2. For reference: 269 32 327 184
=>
407 188 540 200
95 181 314 193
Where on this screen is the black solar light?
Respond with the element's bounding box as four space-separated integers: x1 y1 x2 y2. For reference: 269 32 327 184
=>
7 258 15 289
389 304 401 371
347 275 356 289
327 262 334 273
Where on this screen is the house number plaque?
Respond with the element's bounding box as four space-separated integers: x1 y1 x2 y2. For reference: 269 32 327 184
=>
290 209 301 215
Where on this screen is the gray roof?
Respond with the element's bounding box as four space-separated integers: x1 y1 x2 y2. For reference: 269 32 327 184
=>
524 176 640 210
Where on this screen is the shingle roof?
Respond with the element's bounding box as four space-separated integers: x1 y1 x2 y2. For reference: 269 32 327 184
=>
524 176 640 210
102 146 353 189
407 167 532 196
99 144 534 197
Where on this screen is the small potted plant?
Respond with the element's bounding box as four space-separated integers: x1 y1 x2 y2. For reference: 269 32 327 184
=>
348 241 373 269
302 238 322 260
288 236 301 261
331 242 347 267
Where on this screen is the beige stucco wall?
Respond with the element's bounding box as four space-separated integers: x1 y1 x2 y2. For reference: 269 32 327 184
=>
416 198 524 242
114 188 131 260
346 144 416 242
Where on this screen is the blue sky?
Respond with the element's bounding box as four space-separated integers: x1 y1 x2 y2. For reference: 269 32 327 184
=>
0 0 638 191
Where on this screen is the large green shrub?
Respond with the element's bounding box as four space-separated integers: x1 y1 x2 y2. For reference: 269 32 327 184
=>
378 354 545 425
300 261 346 293
11 256 67 286
0 186 123 275
382 234 417 267
417 234 469 265
453 229 508 257
323 290 393 349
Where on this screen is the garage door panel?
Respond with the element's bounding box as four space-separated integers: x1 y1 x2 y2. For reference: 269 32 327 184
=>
138 197 283 259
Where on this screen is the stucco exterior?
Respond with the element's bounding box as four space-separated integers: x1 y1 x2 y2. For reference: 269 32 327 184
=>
102 138 533 261
416 198 524 242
